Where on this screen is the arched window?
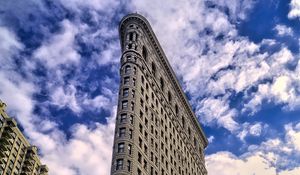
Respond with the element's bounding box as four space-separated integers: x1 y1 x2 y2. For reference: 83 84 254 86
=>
175 104 178 114
182 116 185 128
160 77 164 91
142 46 148 60
152 62 156 77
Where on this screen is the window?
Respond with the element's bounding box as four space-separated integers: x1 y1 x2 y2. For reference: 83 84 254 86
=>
129 115 133 124
168 91 172 102
141 87 144 95
131 102 134 111
152 62 156 77
127 160 131 171
124 77 130 85
141 76 145 84
160 77 164 91
133 67 137 74
140 98 144 107
142 46 147 60
139 124 143 133
144 145 148 154
119 128 126 138
125 65 131 74
144 160 147 170
129 32 134 41
138 168 142 175
182 117 185 128
139 137 142 148
120 114 127 123
128 144 132 155
128 43 133 49
118 143 125 153
116 159 123 170
123 88 129 97
132 90 135 98
129 129 133 139
133 78 136 86
138 152 142 163
175 104 178 114
122 100 128 109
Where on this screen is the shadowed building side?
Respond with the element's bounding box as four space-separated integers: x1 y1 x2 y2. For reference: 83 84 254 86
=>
111 14 208 175
0 101 49 175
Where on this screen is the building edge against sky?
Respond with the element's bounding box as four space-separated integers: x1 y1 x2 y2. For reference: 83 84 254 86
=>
0 100 48 175
111 13 208 175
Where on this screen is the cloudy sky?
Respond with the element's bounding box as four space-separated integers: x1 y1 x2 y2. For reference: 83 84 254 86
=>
1 0 300 174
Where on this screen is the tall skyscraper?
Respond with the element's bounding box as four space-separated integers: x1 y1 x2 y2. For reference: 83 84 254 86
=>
0 101 48 175
111 14 208 175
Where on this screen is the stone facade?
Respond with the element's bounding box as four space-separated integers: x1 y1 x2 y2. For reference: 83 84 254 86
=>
111 14 208 175
0 101 48 175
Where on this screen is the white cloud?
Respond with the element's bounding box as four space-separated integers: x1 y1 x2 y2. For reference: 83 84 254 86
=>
208 135 215 143
51 85 82 113
58 0 120 13
288 0 300 19
206 151 277 175
36 107 116 175
196 97 239 132
207 122 300 174
238 122 264 141
34 20 81 68
274 24 294 36
0 26 23 63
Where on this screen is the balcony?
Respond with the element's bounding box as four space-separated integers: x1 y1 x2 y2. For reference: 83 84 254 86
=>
23 159 35 166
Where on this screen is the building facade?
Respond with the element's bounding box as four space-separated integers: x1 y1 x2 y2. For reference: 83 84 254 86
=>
0 101 48 175
111 14 208 175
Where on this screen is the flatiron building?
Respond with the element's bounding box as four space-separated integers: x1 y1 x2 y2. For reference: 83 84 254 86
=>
111 14 208 175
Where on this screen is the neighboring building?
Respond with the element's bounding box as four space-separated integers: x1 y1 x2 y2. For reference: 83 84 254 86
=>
0 101 49 175
111 14 208 175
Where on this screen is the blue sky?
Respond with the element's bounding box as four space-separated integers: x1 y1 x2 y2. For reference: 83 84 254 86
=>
0 0 300 174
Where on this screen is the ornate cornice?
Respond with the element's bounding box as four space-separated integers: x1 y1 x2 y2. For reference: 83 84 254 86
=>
119 14 208 148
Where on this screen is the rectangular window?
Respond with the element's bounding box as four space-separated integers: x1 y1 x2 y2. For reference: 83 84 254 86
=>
129 129 133 139
138 152 142 163
129 115 133 124
122 101 128 109
119 128 126 138
127 160 131 171
141 87 144 95
131 102 134 111
141 76 144 84
132 90 135 98
133 78 136 86
125 66 131 74
116 159 123 170
144 160 147 170
118 143 125 153
124 77 130 85
128 144 132 155
139 137 142 148
123 88 129 97
139 124 143 133
120 114 127 123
